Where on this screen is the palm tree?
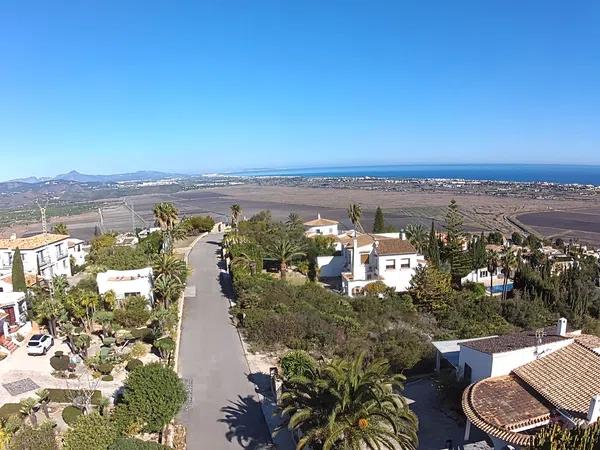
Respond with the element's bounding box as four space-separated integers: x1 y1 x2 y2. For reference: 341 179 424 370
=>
230 204 242 230
52 223 69 235
19 397 38 427
405 224 427 254
153 202 180 253
267 238 306 280
280 353 418 450
500 248 517 300
347 203 364 233
152 253 189 284
153 275 183 308
60 322 76 352
74 333 91 358
34 296 65 336
286 212 303 230
36 389 50 419
486 250 499 297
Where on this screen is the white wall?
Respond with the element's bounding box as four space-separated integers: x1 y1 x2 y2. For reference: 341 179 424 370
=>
458 346 493 382
306 224 339 236
316 255 345 278
97 268 153 301
374 254 418 292
490 339 574 377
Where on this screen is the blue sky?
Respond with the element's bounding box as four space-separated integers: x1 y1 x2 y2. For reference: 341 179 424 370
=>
1 1 599 180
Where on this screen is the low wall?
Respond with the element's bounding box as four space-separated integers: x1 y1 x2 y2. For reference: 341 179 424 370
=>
317 255 345 278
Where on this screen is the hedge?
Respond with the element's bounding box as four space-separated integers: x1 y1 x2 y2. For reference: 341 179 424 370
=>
48 389 102 405
0 403 21 419
109 438 170 450
62 405 83 425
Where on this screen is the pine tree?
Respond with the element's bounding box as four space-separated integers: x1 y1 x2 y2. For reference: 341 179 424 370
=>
12 247 27 292
445 200 469 282
372 206 385 233
427 221 441 268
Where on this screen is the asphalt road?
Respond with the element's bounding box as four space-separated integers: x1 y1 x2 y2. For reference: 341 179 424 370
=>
179 234 272 449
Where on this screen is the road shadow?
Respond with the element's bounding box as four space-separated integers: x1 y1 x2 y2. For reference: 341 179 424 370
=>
219 395 274 450
248 372 274 400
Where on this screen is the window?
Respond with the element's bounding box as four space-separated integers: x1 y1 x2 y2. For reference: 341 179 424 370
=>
400 258 410 269
479 270 488 278
385 259 396 270
351 287 362 295
125 292 141 297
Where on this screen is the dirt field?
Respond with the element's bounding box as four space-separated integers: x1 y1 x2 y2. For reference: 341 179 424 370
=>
3 184 600 245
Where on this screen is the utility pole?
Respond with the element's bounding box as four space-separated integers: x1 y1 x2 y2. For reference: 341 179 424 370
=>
36 198 55 297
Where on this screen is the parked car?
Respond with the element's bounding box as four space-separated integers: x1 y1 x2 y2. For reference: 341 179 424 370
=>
27 334 54 355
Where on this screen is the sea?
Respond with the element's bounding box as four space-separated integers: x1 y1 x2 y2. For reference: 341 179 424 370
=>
229 164 600 186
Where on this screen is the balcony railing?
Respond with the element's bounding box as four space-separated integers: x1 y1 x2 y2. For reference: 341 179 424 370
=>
37 256 51 267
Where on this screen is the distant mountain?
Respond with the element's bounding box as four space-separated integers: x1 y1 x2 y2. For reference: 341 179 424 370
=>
9 170 188 184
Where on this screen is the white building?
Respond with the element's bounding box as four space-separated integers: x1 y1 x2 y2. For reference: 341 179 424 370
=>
97 267 154 302
434 318 600 449
67 238 88 267
303 214 339 237
0 233 71 280
0 292 31 350
0 273 40 293
315 232 422 296
461 267 513 296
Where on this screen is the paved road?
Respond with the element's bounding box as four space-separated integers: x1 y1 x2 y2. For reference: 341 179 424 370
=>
179 235 272 449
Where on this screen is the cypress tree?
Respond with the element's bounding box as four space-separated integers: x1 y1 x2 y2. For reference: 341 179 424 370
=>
12 247 27 292
427 221 441 268
372 206 385 233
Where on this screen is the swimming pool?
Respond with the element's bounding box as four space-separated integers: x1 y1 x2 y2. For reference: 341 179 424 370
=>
487 283 514 294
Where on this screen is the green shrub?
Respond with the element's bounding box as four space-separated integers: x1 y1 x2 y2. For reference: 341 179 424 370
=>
62 405 83 425
126 359 143 372
103 337 117 346
130 328 152 340
109 437 170 450
113 297 151 328
54 350 64 357
0 402 21 419
50 354 70 371
63 412 117 450
102 375 114 382
96 363 114 375
48 389 102 405
128 342 148 359
122 363 186 432
280 350 316 378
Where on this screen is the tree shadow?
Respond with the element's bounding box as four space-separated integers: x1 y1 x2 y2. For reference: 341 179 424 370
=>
248 372 274 400
219 395 274 449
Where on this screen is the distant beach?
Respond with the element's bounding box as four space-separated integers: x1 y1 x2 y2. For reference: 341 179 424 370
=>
229 164 600 186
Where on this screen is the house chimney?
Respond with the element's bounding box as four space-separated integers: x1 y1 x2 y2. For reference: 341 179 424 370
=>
587 395 600 423
400 230 406 240
352 237 360 275
317 213 321 220
557 317 568 337
9 233 16 241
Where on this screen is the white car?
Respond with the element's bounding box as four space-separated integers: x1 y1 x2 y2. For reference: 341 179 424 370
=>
27 334 54 355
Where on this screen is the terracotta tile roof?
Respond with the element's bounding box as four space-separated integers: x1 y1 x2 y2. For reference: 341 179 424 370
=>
514 342 600 417
303 217 339 227
0 233 69 250
375 239 417 255
336 233 394 248
461 326 570 354
573 334 600 351
462 375 550 447
0 273 41 287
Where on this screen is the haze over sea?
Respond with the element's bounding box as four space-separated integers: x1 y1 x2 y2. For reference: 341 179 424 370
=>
231 164 600 186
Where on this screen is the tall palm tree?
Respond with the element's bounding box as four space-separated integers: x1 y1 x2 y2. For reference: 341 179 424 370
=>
153 275 183 308
152 253 189 285
19 397 38 427
230 204 242 230
347 203 364 233
486 250 499 297
267 238 306 280
280 353 418 450
500 248 517 300
405 224 427 254
286 212 303 229
153 202 180 253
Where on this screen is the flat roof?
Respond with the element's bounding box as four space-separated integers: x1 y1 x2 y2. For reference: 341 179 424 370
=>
460 326 571 354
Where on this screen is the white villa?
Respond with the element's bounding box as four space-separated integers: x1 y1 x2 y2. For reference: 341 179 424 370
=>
461 267 513 296
97 267 154 302
67 238 88 267
317 231 422 296
303 214 339 237
0 233 71 280
0 292 31 352
434 318 600 449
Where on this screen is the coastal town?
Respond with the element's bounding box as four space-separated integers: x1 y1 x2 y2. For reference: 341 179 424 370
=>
0 195 599 449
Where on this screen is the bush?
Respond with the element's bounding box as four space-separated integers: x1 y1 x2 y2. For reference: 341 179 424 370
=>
122 363 187 432
47 389 102 405
63 412 117 450
102 375 114 382
7 422 58 450
62 405 83 425
50 354 70 371
184 216 215 234
96 363 114 375
0 403 21 419
109 438 170 450
128 342 148 359
280 350 316 378
113 296 151 328
126 359 143 372
54 350 64 357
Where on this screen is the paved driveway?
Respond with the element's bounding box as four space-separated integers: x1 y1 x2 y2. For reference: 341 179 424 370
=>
179 234 272 449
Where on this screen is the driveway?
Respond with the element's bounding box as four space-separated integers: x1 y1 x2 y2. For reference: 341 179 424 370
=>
179 234 272 449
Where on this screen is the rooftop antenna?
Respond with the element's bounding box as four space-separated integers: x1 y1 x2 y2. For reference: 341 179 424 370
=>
535 328 546 359
36 198 54 298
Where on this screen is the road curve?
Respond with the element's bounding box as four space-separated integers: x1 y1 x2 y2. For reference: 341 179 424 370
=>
179 234 272 449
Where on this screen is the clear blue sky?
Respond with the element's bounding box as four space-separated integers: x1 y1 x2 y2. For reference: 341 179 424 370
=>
1 1 599 180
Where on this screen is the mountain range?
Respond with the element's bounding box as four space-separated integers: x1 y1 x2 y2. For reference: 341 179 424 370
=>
8 170 188 184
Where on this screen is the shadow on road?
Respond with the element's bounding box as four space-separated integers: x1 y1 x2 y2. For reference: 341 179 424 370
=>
219 395 275 450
